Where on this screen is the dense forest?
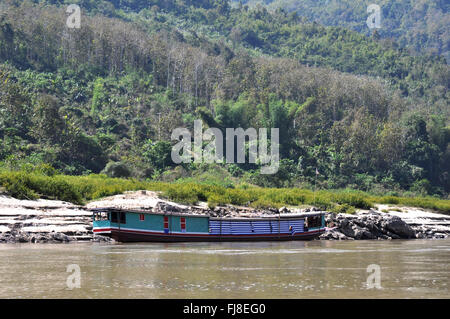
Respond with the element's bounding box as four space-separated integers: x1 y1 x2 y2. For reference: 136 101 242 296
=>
0 0 449 199
234 0 450 63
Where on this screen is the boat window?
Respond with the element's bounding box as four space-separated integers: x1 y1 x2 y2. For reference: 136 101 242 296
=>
94 212 108 221
308 215 322 228
110 211 126 224
120 212 126 224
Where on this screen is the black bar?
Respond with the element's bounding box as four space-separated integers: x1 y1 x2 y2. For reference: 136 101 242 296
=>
0 299 446 318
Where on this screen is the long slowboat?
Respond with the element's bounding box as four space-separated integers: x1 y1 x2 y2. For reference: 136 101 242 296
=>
92 208 326 242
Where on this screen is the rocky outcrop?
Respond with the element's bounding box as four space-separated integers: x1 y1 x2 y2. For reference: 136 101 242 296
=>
384 207 450 239
320 208 450 240
0 195 113 243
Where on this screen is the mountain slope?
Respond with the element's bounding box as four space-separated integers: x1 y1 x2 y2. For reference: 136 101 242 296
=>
233 0 450 63
0 0 448 196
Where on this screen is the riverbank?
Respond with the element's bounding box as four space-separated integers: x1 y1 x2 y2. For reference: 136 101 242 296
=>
320 206 450 240
0 191 449 243
0 195 112 243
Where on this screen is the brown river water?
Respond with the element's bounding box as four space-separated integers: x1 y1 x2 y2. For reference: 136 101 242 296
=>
0 239 449 299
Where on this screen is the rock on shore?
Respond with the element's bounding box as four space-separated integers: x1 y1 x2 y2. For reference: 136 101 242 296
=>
0 195 113 244
319 207 450 240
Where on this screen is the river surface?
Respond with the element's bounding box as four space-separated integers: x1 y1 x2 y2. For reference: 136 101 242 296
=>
0 239 449 298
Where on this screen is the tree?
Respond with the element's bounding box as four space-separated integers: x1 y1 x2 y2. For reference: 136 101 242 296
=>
0 72 33 140
143 140 174 172
102 161 132 178
405 116 441 184
31 95 65 145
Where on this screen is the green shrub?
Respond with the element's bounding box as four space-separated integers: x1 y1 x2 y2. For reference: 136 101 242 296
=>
224 189 254 206
207 194 227 209
101 162 132 178
163 186 199 205
34 176 83 204
281 192 306 206
250 198 279 209
379 196 400 205
0 171 82 203
335 193 373 209
331 204 356 215
0 169 448 215
3 179 37 200
35 163 58 177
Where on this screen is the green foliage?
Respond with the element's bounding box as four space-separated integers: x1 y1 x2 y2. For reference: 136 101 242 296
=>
162 183 204 205
410 179 432 196
250 198 279 209
333 192 373 210
207 193 226 209
101 162 132 178
379 196 400 205
142 140 174 172
91 77 106 116
330 204 356 215
0 169 449 214
0 0 448 200
237 0 449 63
0 171 82 204
2 177 38 200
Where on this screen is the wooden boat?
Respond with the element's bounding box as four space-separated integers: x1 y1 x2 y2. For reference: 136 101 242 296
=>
92 208 325 242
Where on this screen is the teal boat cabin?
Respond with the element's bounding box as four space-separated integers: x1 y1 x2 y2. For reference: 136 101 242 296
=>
92 208 326 242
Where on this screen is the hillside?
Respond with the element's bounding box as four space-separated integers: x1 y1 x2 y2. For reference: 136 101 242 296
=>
233 0 450 63
0 0 449 198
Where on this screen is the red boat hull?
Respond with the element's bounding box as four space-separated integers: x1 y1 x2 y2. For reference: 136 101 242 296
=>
94 227 325 242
